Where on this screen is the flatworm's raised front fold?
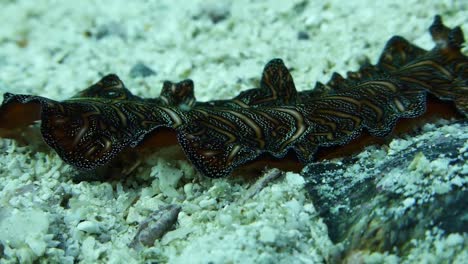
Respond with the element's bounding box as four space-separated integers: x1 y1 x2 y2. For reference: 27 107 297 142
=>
0 16 467 178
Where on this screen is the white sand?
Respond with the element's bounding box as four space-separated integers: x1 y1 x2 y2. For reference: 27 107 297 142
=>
0 0 466 263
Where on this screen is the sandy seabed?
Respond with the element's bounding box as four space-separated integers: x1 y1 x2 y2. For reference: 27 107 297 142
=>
0 0 467 263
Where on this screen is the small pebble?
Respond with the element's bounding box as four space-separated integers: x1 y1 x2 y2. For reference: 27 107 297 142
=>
95 22 126 39
259 226 277 243
76 221 100 234
199 198 216 208
197 1 231 23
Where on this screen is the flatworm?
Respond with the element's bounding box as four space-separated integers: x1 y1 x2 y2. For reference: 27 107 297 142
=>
0 16 467 178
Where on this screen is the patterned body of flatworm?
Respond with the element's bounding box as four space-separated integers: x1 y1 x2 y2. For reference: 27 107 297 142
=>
0 16 467 178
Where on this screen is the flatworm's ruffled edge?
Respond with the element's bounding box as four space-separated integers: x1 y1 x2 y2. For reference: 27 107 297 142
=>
0 16 467 178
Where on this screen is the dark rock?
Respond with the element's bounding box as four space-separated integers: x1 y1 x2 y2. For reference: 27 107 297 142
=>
297 31 310 40
293 1 309 14
129 62 157 78
302 121 468 261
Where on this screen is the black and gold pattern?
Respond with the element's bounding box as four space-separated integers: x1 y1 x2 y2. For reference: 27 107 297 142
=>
0 16 466 178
